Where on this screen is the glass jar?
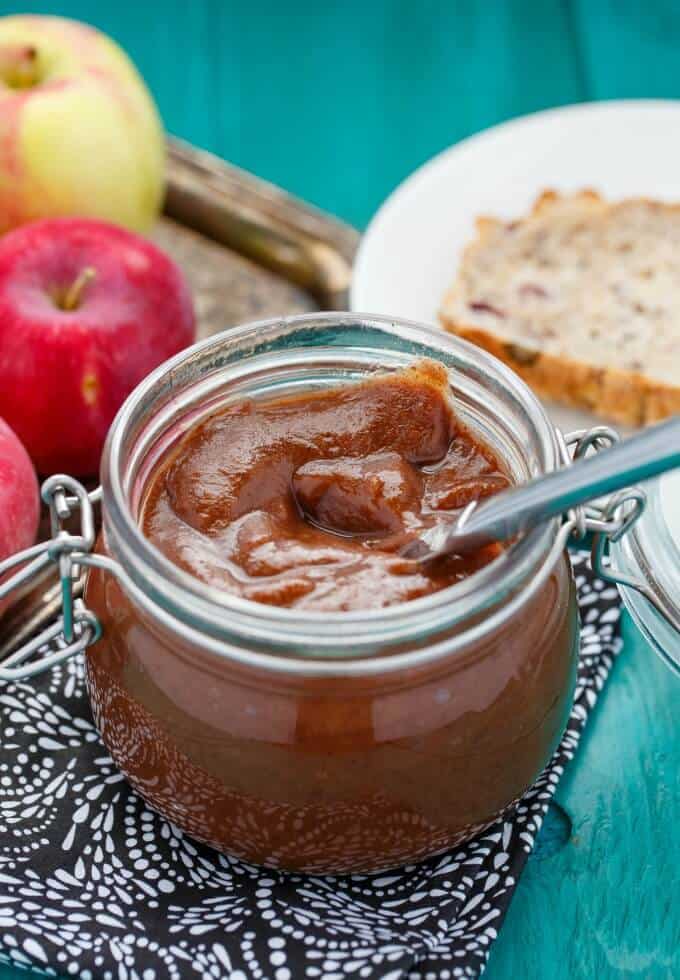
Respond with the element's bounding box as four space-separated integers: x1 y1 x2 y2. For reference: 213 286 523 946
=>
78 313 579 874
608 470 680 676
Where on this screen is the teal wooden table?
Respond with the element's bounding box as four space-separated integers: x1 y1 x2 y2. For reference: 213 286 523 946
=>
4 2 680 977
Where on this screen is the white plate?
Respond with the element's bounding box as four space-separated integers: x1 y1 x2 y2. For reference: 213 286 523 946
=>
351 99 680 433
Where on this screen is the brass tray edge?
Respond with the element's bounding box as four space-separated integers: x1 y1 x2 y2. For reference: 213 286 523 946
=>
165 137 360 309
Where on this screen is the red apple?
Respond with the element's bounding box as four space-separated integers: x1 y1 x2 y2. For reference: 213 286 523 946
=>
0 218 195 476
0 417 39 614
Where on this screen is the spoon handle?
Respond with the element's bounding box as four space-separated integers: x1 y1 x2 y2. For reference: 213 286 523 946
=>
447 414 680 552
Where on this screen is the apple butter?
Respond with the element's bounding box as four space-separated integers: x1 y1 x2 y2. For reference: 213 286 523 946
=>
141 361 510 610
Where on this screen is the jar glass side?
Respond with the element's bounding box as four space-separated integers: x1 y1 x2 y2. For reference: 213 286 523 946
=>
612 474 680 674
85 546 578 874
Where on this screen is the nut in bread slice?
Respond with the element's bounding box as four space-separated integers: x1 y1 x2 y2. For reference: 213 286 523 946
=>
439 190 680 425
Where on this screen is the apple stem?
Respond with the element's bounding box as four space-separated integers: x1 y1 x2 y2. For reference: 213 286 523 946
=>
63 267 97 311
0 45 39 89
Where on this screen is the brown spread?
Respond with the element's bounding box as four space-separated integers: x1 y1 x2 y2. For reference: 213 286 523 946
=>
142 361 510 611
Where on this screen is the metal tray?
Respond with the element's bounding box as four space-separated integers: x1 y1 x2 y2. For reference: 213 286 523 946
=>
0 138 360 658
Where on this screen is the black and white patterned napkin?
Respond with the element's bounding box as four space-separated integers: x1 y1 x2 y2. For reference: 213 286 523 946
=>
0 552 622 980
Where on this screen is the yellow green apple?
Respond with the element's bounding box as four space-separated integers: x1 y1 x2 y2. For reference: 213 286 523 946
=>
0 15 165 233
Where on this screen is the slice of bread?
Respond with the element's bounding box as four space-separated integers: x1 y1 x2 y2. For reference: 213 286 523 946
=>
439 190 680 425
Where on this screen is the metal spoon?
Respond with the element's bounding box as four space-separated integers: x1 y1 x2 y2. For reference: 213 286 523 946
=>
404 414 680 561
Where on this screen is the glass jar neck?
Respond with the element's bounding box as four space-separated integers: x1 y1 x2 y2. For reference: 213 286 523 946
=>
101 313 562 672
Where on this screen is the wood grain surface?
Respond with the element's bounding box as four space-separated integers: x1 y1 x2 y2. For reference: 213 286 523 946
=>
3 2 680 978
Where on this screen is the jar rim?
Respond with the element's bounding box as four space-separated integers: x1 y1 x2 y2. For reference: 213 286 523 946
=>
100 312 563 664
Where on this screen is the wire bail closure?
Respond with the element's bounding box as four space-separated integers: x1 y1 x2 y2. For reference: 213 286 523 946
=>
560 427 678 635
0 424 672 681
0 476 102 681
